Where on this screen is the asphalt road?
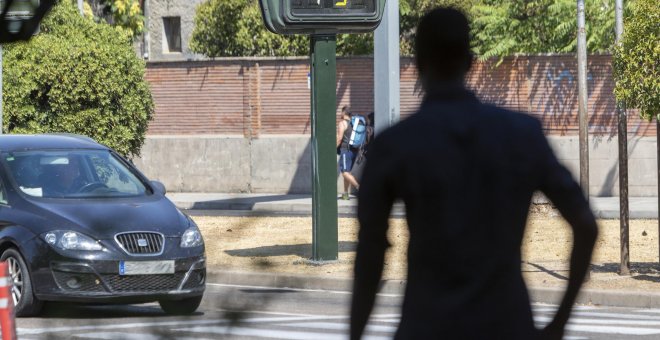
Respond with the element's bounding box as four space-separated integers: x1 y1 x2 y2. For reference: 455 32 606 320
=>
15 281 660 339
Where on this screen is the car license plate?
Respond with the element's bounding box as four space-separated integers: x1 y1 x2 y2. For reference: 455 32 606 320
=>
119 260 175 275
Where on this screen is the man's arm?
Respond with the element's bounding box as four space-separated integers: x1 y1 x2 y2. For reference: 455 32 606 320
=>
337 120 347 147
533 121 598 339
350 138 397 340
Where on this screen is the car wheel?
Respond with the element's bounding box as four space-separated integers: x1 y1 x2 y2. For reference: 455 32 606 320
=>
159 296 203 315
0 248 43 316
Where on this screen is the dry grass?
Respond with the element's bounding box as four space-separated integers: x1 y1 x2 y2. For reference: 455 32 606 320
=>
193 212 660 291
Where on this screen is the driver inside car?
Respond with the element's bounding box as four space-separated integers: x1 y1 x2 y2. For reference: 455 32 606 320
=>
41 156 88 196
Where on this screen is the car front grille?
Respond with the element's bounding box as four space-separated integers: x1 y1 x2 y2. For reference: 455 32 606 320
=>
52 270 205 293
115 232 164 255
102 273 185 292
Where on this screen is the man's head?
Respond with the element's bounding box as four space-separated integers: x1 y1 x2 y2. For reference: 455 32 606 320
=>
415 8 472 88
341 106 351 119
51 157 80 188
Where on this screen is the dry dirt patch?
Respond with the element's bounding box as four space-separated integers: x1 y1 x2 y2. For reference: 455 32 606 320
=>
193 213 660 291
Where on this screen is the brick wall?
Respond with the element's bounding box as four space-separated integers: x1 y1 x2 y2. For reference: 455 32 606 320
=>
145 55 654 137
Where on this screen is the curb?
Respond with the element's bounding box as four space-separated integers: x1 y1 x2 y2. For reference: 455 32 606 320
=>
207 270 660 308
173 200 658 219
206 270 406 295
531 287 660 308
176 202 407 217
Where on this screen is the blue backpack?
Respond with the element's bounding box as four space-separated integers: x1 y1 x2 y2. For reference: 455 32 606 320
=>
349 115 367 147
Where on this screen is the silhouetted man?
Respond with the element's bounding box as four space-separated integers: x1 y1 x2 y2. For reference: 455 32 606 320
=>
350 8 598 340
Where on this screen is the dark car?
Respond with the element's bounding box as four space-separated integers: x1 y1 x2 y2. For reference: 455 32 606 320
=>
0 134 205 316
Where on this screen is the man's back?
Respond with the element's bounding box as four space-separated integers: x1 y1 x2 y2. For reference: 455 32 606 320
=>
351 8 597 340
354 89 590 339
388 91 546 271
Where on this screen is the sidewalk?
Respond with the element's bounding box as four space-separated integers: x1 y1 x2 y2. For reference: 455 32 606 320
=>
167 192 660 309
167 192 658 219
206 270 660 309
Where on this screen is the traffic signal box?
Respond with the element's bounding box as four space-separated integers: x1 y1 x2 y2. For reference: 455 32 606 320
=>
0 0 50 42
259 0 386 35
1 0 39 28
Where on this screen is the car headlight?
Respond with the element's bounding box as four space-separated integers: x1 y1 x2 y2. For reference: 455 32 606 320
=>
41 231 103 251
180 227 204 248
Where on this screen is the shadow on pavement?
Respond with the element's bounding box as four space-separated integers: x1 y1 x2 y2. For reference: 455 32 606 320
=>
34 302 201 319
591 262 660 282
522 261 569 280
225 241 357 258
188 194 310 210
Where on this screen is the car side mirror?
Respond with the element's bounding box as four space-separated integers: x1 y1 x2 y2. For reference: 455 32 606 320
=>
150 180 166 195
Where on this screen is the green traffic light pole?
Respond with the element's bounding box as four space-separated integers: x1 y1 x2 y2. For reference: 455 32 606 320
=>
310 34 338 262
257 0 385 263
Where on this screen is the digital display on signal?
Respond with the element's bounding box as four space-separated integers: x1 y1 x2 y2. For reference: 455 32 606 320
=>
290 0 376 16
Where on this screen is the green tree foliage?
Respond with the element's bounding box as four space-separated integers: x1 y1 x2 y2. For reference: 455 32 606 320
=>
2 1 154 158
613 0 659 120
399 0 479 55
341 0 477 56
191 0 628 59
190 0 475 57
343 0 478 56
472 0 617 60
81 0 145 39
100 0 145 39
190 0 309 57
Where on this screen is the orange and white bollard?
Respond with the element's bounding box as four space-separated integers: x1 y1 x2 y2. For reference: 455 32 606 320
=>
0 262 16 340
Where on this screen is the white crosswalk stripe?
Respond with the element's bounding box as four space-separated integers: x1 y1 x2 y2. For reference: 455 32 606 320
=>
171 314 396 339
174 325 350 340
20 305 660 339
71 332 211 340
282 321 398 333
167 306 660 339
533 304 660 337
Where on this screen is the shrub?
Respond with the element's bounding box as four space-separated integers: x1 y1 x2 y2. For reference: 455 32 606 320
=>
3 1 153 158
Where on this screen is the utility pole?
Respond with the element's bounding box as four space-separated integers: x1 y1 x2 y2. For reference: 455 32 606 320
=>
615 0 630 275
577 0 589 199
374 0 399 135
142 0 150 60
77 0 83 15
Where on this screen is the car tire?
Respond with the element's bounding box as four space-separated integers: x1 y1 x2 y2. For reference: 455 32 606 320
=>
159 295 203 315
0 248 43 317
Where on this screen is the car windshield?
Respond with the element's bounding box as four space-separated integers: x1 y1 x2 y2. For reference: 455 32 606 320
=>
2 150 148 199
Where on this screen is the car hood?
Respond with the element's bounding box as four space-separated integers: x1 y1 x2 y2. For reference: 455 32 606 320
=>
24 195 189 239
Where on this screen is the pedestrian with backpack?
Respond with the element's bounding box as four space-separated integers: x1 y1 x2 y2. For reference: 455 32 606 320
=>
337 106 367 200
355 112 375 165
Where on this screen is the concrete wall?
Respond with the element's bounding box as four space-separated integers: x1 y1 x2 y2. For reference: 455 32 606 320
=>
133 135 658 197
134 136 251 192
249 137 313 193
551 135 658 197
144 0 205 61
